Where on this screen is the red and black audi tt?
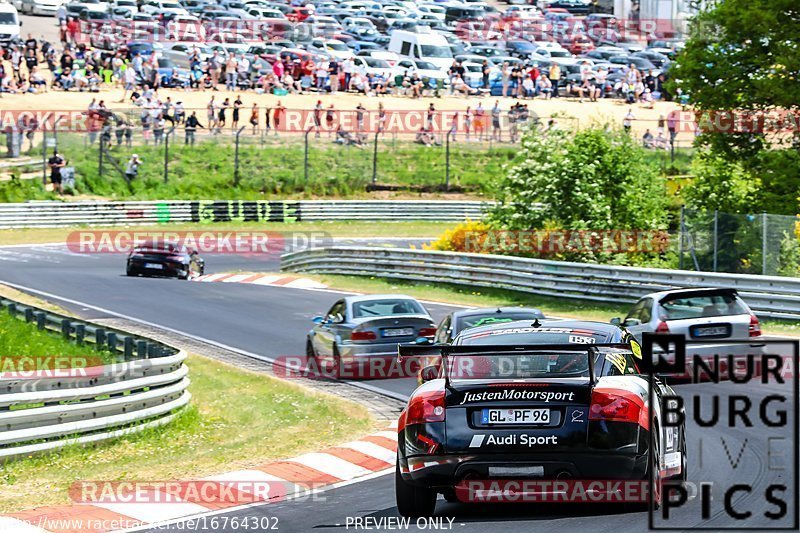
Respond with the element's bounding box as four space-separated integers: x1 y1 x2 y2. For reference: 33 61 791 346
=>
395 319 687 516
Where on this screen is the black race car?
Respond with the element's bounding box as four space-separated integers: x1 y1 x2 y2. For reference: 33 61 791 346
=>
395 319 686 517
126 240 204 280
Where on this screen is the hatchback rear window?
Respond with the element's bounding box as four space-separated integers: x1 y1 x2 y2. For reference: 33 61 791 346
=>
659 292 749 320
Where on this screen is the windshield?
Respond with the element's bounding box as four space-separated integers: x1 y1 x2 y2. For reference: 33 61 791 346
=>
458 313 544 331
328 42 348 51
352 299 425 318
416 60 437 70
365 58 389 67
420 45 452 58
550 49 571 57
0 13 17 24
158 59 176 68
660 293 749 320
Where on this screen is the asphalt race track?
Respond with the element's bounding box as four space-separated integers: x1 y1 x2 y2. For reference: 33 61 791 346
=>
0 243 796 532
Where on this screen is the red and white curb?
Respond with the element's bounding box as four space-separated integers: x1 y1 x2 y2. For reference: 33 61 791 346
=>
193 273 327 290
1 426 398 533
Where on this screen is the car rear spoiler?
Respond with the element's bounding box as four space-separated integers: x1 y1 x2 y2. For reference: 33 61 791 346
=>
657 287 738 303
398 343 634 389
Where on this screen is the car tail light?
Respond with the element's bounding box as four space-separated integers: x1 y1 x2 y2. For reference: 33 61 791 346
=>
589 389 647 428
350 330 376 341
418 327 436 338
655 320 670 333
401 389 446 429
749 314 761 337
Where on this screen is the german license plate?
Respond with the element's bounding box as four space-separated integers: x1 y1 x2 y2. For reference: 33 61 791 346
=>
383 327 414 337
144 263 163 269
482 408 550 425
694 325 728 337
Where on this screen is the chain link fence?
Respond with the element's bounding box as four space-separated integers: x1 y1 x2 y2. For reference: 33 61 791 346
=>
679 208 800 276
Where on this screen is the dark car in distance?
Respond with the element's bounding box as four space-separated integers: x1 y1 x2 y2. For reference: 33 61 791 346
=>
126 240 204 280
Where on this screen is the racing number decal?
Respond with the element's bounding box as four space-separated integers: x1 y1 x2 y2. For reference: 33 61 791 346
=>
630 339 643 360
568 335 596 344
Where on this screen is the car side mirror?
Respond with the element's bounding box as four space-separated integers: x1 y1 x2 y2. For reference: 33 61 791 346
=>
610 317 621 326
312 315 324 324
415 336 432 345
624 318 642 326
418 365 439 383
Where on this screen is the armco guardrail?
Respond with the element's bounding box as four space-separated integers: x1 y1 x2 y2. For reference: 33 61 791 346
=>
0 297 190 461
281 247 800 320
0 200 492 228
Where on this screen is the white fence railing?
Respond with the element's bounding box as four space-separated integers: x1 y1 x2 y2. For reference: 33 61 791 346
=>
0 297 190 461
0 200 491 228
281 247 800 320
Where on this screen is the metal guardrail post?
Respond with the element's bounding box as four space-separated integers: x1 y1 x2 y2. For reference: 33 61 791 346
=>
164 125 175 184
107 332 117 353
76 323 85 345
445 131 451 191
95 328 106 349
42 128 48 185
303 128 312 183
713 210 719 272
233 126 245 186
61 319 71 338
35 312 46 330
762 212 768 275
372 131 379 185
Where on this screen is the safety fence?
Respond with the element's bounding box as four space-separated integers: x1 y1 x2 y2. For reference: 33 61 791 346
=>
0 297 189 461
0 199 491 228
281 246 800 320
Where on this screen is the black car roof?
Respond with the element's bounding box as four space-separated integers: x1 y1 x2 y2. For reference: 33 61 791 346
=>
456 318 621 342
451 307 543 319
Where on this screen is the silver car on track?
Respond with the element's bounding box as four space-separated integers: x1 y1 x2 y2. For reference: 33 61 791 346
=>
306 294 436 377
613 287 761 340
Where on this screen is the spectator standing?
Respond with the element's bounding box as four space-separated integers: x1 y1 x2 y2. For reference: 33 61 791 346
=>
329 59 339 93
225 55 238 91
481 60 490 90
491 101 501 141
232 95 242 130
667 111 678 146
501 62 510 97
623 108 635 133
343 58 354 91
273 101 285 135
315 59 329 92
48 150 65 194
250 103 259 134
548 63 561 98
184 112 203 145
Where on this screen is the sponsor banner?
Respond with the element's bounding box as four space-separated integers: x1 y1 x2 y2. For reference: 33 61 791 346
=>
454 479 656 503
66 231 331 255
462 230 671 255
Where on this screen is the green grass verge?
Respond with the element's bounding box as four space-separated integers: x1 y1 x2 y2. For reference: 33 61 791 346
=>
10 135 516 201
0 310 116 368
0 353 373 512
305 273 800 337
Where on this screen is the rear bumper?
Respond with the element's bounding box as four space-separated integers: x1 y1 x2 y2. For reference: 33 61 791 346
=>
127 260 187 278
400 452 647 488
338 342 404 360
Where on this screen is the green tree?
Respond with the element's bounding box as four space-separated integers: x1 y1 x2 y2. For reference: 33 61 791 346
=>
669 0 800 214
491 126 669 232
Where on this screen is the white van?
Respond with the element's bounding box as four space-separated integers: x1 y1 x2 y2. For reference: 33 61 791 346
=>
388 27 453 71
0 2 21 43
